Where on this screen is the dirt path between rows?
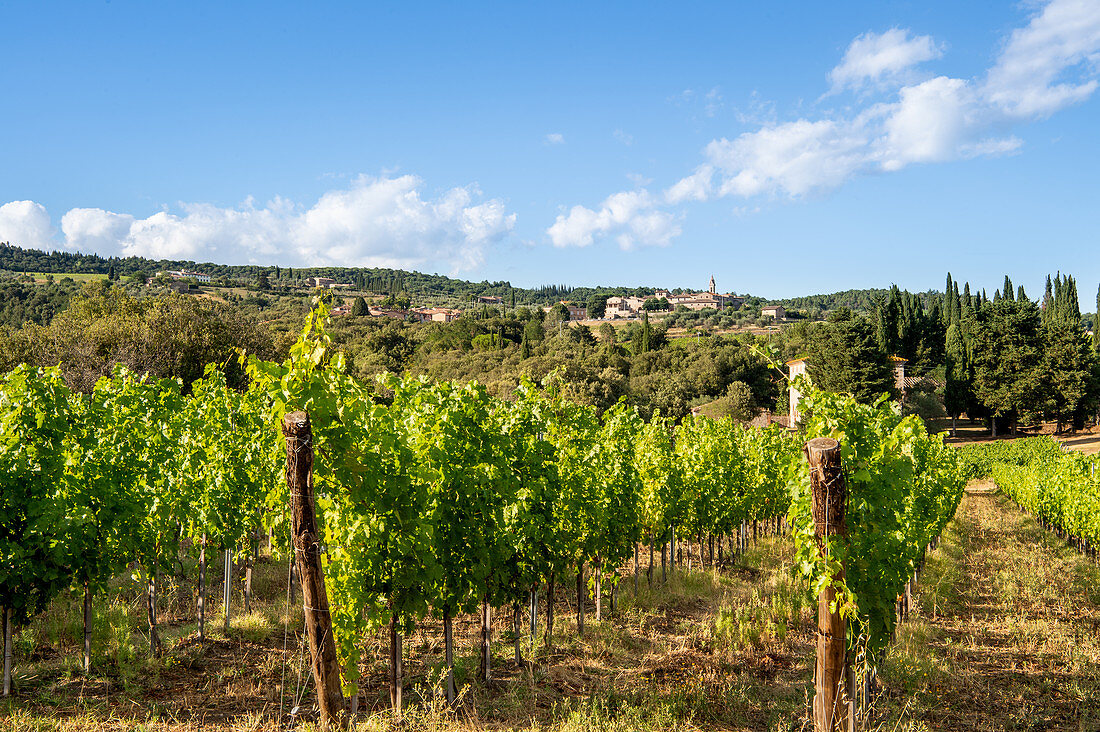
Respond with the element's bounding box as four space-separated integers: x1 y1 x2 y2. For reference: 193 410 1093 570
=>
889 491 1100 730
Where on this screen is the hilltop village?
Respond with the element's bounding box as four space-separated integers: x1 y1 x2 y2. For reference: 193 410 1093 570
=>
159 268 786 325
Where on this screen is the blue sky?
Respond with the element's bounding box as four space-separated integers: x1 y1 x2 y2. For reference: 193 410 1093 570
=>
1 1 1098 298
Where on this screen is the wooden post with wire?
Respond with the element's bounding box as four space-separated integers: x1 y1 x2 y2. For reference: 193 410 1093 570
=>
805 437 850 732
283 411 344 728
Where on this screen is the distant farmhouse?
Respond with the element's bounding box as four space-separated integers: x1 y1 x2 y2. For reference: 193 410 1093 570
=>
787 356 908 426
605 295 648 318
161 269 212 283
761 305 786 320
309 277 351 289
561 302 586 321
477 295 504 304
412 307 462 323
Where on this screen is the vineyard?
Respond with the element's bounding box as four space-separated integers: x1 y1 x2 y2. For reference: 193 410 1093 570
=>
2 303 1097 730
956 436 1100 558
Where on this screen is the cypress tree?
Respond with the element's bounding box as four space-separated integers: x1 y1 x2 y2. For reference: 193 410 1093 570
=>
1042 274 1053 322
1094 283 1100 353
945 273 956 323
944 323 969 436
1003 275 1014 302
1017 284 1027 302
1065 276 1080 323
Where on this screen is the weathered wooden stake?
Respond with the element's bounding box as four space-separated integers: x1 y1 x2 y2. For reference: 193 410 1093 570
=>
244 529 256 615
647 540 654 586
480 595 491 681
634 543 639 597
83 582 91 674
806 436 849 732
223 548 232 631
3 606 11 696
513 603 524 663
147 559 160 658
444 608 455 704
576 562 585 636
594 558 602 622
389 612 403 718
198 534 206 644
529 586 538 644
668 537 673 574
545 572 555 650
283 411 344 729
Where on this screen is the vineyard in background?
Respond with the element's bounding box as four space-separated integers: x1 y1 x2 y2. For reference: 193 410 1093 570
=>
957 437 1100 559
1 302 980 727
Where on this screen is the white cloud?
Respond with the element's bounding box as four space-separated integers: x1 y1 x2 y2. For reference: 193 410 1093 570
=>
880 76 976 170
704 87 724 117
664 165 713 203
11 175 515 273
983 0 1100 117
557 0 1095 248
547 190 680 250
0 201 55 249
613 128 634 145
705 119 872 197
829 28 942 92
552 3 1099 251
545 132 565 145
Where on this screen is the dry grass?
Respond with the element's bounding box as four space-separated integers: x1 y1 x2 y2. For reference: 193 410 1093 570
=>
877 491 1100 731
0 534 818 731
5 492 1097 731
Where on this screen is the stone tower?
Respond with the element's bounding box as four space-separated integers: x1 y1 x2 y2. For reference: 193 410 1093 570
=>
709 275 716 294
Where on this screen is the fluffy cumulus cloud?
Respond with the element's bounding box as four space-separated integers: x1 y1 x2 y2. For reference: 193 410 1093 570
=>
552 0 1100 248
829 28 942 92
705 119 872 197
0 201 55 249
548 190 680 250
3 175 515 273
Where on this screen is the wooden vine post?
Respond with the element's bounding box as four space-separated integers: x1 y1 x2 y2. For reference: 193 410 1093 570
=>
82 581 92 674
223 548 232 631
443 607 455 705
3 606 11 697
198 535 206 644
389 611 403 718
479 594 491 681
283 411 345 729
805 437 850 732
575 562 585 636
